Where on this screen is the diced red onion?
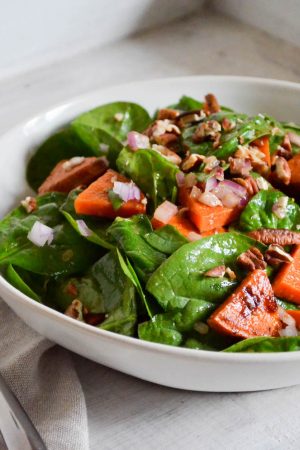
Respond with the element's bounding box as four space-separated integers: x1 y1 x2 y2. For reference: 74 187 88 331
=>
176 171 185 187
219 180 247 198
211 166 224 181
288 132 300 147
27 221 54 247
198 191 222 207
153 201 178 224
76 220 92 237
184 173 197 188
113 181 141 202
279 308 298 337
213 180 247 208
190 186 202 201
205 176 218 192
127 131 150 151
187 231 202 241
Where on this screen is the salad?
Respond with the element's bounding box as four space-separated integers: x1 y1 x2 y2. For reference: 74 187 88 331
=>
1 93 300 353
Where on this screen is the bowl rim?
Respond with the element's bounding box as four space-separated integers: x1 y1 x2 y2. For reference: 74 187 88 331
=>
1 74 300 363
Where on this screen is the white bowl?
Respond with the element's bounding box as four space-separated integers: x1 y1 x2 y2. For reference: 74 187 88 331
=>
1 76 300 392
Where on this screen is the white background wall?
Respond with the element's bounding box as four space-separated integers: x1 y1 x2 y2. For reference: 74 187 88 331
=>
0 0 203 77
1 0 300 79
212 0 300 47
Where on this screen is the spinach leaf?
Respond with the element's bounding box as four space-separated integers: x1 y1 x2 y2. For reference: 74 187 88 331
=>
138 299 215 346
26 128 96 191
169 95 204 111
72 101 151 144
71 122 123 169
224 336 300 353
107 215 166 281
0 193 100 276
94 250 137 335
146 232 264 311
5 264 41 302
144 225 188 255
276 298 299 311
183 115 273 159
168 95 233 113
47 250 138 335
184 329 234 351
239 190 300 231
116 148 179 209
61 189 114 250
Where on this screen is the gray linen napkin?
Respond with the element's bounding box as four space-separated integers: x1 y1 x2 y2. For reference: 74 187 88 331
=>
0 299 89 450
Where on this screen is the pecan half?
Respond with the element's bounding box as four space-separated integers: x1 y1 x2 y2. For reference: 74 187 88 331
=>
248 229 300 246
237 247 267 271
176 109 205 128
264 244 294 266
204 93 220 114
181 153 205 172
157 109 180 120
272 156 291 185
232 176 259 196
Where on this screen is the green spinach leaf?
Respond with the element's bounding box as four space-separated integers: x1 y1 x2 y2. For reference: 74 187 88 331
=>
116 147 179 209
239 190 300 231
5 264 41 302
0 193 100 276
26 128 96 191
224 336 300 352
61 189 114 250
146 232 264 311
144 225 188 255
107 215 166 281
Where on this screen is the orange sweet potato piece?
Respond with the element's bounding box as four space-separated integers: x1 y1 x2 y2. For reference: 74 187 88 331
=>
201 227 226 237
288 154 300 189
272 245 300 304
152 211 199 238
253 136 271 166
208 269 282 338
38 156 108 194
179 186 239 233
74 169 146 219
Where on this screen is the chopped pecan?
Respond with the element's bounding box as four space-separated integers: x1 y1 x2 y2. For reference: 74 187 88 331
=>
176 109 205 128
204 265 226 278
225 267 236 280
65 299 86 321
229 157 252 177
154 132 179 147
232 176 259 196
181 154 205 172
272 156 291 185
235 145 269 176
21 196 37 213
212 132 221 149
248 229 300 246
222 117 236 132
265 244 294 266
237 247 267 271
204 93 220 115
193 120 221 143
152 145 182 165
157 109 180 120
